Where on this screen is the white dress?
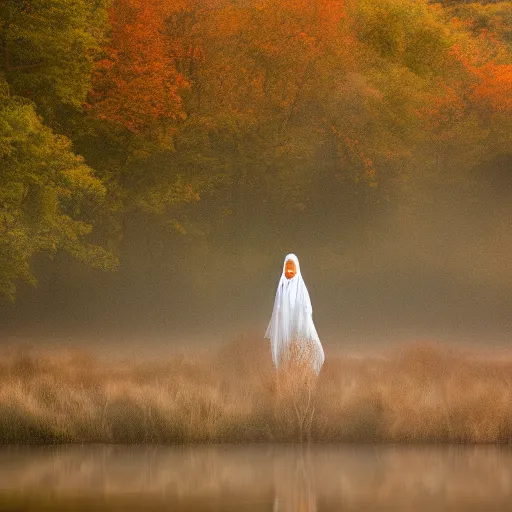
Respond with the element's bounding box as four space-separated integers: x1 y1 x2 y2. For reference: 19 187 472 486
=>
265 254 325 374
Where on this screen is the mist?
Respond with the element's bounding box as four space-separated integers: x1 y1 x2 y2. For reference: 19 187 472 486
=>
2 153 511 355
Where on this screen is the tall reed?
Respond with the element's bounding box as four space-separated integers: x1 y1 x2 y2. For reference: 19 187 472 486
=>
1 339 511 444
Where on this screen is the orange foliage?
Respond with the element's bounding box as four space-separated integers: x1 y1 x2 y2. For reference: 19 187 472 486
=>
89 0 359 131
89 0 190 132
472 63 512 113
417 80 466 130
449 25 512 115
88 0 509 157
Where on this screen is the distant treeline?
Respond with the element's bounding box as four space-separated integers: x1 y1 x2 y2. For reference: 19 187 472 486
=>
0 0 511 301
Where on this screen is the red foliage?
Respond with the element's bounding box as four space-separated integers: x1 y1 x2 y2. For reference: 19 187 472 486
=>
89 0 509 141
472 62 512 113
89 0 190 132
449 29 512 115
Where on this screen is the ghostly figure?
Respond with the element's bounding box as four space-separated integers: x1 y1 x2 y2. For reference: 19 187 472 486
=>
265 254 325 374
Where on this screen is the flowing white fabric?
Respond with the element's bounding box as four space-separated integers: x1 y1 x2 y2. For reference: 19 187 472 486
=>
265 254 325 374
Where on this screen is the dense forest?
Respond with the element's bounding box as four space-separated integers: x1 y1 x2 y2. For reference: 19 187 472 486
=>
0 0 511 336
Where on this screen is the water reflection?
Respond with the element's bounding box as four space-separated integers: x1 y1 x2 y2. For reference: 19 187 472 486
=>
273 448 316 512
0 445 511 510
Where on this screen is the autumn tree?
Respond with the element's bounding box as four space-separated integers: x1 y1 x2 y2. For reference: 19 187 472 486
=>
0 0 117 300
89 0 189 132
0 83 117 300
0 0 110 127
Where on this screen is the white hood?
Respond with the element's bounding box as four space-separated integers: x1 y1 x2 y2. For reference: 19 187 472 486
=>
265 254 324 374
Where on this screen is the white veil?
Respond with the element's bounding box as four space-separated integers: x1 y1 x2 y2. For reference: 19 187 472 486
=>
265 254 325 374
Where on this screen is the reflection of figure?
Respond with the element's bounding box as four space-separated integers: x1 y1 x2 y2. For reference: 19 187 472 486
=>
265 254 324 374
273 447 317 512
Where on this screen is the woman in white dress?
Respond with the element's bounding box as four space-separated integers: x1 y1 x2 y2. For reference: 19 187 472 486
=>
265 254 325 374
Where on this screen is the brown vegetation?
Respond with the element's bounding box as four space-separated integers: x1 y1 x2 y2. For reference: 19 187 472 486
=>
1 339 512 444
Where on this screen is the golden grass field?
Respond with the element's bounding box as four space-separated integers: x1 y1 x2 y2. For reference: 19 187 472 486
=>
1 338 512 444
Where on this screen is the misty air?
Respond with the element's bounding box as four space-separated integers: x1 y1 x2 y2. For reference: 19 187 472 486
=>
0 0 511 510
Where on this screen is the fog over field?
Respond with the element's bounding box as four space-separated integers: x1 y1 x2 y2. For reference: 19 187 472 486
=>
2 160 512 353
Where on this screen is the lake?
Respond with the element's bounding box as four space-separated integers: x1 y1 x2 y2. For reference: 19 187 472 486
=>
0 444 511 511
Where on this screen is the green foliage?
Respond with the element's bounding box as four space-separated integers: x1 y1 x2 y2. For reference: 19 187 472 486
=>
354 0 451 76
0 0 110 124
0 84 117 301
447 2 512 49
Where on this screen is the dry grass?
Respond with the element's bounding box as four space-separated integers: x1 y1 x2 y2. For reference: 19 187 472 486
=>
1 338 512 444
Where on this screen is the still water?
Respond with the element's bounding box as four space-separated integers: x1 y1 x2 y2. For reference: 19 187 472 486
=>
0 444 511 511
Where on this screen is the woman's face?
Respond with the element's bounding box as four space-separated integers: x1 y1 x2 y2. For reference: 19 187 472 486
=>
284 259 297 279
